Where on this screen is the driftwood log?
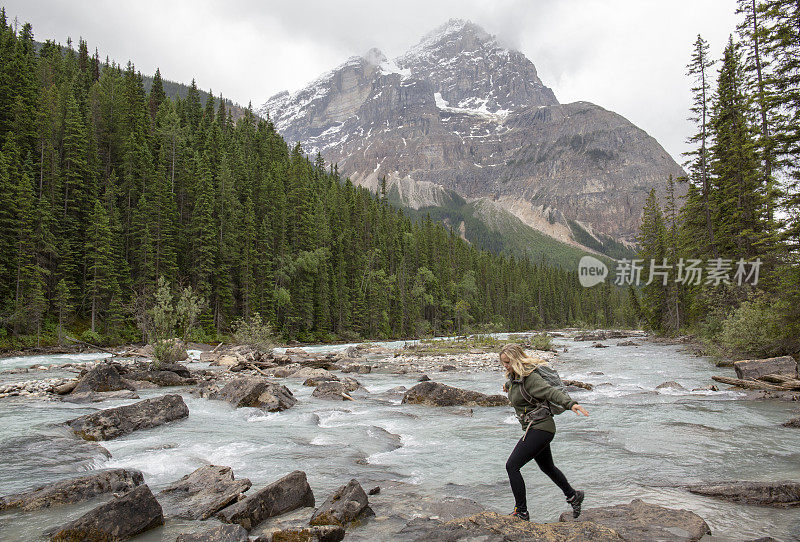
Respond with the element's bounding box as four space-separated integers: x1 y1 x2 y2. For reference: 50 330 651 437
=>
711 375 800 391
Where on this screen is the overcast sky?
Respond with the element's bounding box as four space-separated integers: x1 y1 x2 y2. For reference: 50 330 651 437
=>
5 0 739 163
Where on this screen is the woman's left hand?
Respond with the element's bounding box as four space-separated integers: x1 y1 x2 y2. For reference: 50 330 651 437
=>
571 404 589 416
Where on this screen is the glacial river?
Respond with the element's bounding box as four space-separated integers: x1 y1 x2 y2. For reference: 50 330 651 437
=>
0 335 798 541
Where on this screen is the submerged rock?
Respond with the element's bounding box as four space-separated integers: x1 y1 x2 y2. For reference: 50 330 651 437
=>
687 481 800 507
158 465 252 519
1 469 142 511
207 376 296 411
49 484 163 541
217 470 315 530
0 435 111 486
656 381 686 390
176 524 249 542
734 356 798 380
401 381 509 407
66 394 189 441
563 379 594 391
310 479 371 527
558 498 711 541
402 511 623 541
783 416 800 427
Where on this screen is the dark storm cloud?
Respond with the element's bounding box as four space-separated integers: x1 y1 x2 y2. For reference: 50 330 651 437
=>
3 0 738 162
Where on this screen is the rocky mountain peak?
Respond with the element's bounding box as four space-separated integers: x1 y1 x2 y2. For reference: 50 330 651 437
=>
258 20 685 247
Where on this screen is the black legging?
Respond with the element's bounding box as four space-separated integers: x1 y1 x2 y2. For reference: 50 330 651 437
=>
505 428 575 512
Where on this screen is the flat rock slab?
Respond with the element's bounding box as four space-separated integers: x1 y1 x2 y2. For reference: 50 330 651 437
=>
687 481 800 507
404 511 623 541
734 356 798 380
310 478 370 527
558 498 710 541
217 470 315 531
66 394 189 441
1 468 143 511
402 381 510 407
159 465 252 519
49 484 163 541
211 376 296 411
176 524 249 542
259 525 345 542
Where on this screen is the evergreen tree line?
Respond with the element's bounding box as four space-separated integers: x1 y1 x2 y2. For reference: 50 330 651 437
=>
0 12 633 346
637 0 800 357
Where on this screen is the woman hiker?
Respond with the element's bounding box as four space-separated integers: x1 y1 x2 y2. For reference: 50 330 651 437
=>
500 343 589 521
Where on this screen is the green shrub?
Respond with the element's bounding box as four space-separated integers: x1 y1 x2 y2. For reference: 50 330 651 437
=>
81 329 102 345
139 277 204 366
717 295 795 358
529 333 552 351
232 312 275 352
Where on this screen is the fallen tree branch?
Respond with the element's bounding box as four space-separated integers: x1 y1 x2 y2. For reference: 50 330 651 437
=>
711 375 786 390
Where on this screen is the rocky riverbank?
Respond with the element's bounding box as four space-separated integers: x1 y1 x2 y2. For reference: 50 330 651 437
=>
1 329 799 540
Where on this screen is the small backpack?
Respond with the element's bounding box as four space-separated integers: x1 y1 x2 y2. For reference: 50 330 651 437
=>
519 363 569 415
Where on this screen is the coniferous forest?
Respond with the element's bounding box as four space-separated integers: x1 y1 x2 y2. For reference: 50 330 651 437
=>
637 0 800 358
0 11 634 347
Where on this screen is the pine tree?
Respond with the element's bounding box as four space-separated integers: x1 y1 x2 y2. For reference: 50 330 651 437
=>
85 198 114 331
683 34 717 256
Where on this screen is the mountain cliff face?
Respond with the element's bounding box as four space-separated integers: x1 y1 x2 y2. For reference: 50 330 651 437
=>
259 19 684 248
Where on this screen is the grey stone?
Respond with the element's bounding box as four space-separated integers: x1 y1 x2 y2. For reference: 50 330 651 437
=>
687 481 800 507
402 381 509 407
1 469 142 511
49 484 163 541
217 470 315 530
558 498 710 541
159 465 252 519
66 394 189 441
734 356 798 380
310 479 370 527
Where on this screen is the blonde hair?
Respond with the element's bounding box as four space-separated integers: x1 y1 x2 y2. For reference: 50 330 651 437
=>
500 343 547 379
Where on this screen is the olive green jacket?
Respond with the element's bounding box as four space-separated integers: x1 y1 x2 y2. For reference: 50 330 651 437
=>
505 369 577 434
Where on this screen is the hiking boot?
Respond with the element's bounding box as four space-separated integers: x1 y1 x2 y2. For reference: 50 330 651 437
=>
566 490 584 518
509 507 529 521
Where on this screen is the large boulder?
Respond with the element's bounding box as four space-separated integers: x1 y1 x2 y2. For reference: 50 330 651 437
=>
311 380 363 401
734 356 798 380
217 470 315 530
66 394 189 441
687 481 800 507
71 363 136 394
158 465 252 519
1 469 143 511
176 524 249 542
211 376 296 411
401 382 510 407
310 479 370 527
49 484 163 541
402 511 623 541
558 498 711 541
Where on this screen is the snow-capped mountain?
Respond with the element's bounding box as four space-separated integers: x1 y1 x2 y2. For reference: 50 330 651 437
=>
258 19 684 249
